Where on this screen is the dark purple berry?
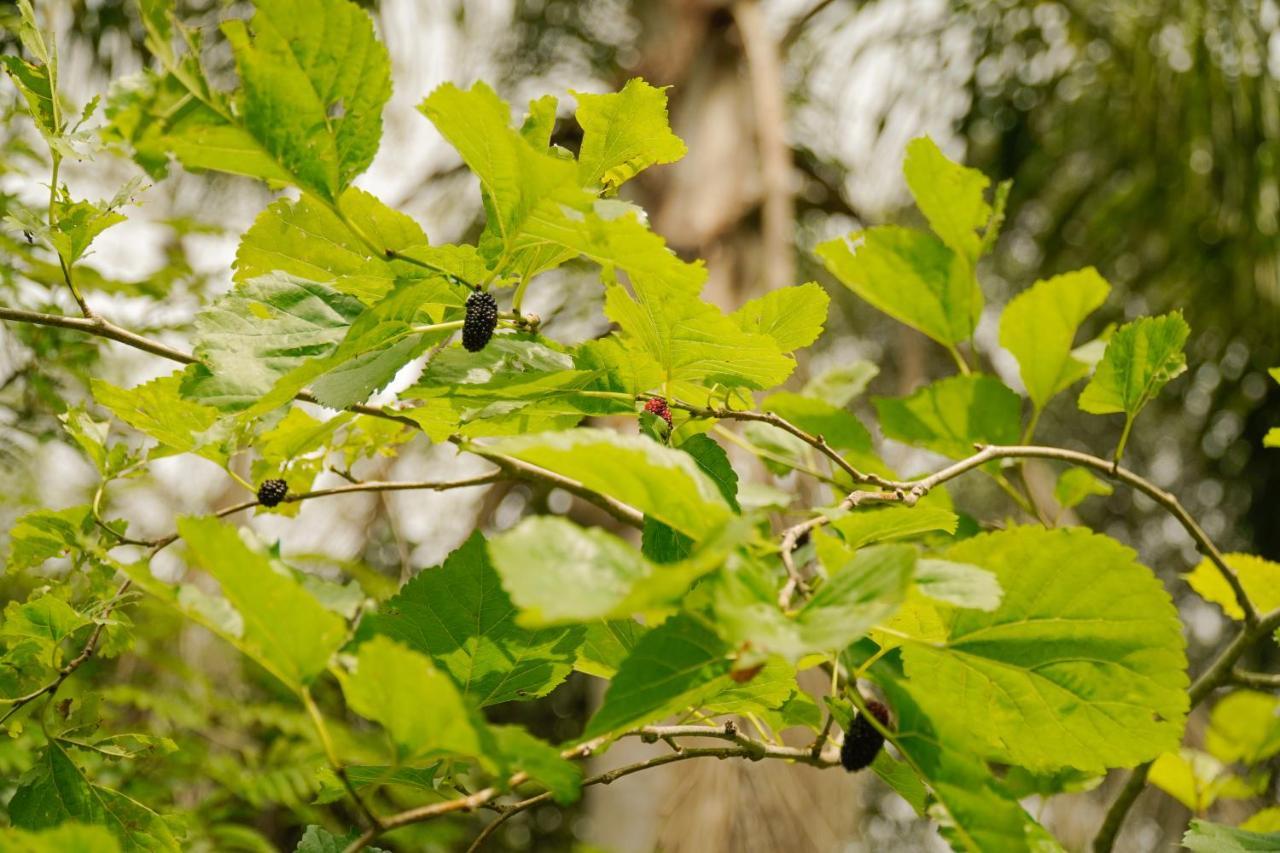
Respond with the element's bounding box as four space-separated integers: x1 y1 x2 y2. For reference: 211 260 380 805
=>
257 478 288 507
462 290 498 352
840 700 891 772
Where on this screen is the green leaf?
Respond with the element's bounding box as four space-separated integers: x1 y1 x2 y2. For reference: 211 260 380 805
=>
221 0 391 200
0 823 123 853
1244 810 1280 833
874 375 1022 459
710 546 915 662
104 69 291 184
1 596 89 656
183 273 367 410
8 740 178 851
830 505 957 550
235 188 429 301
401 337 610 441
574 78 686 191
60 408 113 474
999 268 1111 410
1205 690 1280 765
1184 820 1280 853
871 751 930 816
339 635 492 766
901 527 1189 773
730 282 830 353
1186 553 1280 620
700 659 804 720
489 517 743 626
92 372 226 464
485 428 733 538
584 614 732 737
280 277 463 412
817 226 980 347
313 766 439 806
678 434 740 512
761 392 872 455
1 54 57 140
355 532 581 706
877 677 1063 853
801 361 878 407
902 136 992 266
48 195 133 265
490 726 581 804
520 199 706 293
1150 748 1261 811
577 620 648 679
913 559 1003 611
294 825 388 853
605 277 795 398
797 545 916 648
6 506 92 572
1052 467 1113 510
177 516 347 689
1078 312 1189 423
419 81 585 266
254 408 352 472
519 93 558 147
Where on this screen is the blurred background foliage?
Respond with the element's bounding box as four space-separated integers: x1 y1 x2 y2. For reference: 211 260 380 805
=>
0 1 1277 851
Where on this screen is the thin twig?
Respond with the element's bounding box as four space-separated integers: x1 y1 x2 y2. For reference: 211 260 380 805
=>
0 307 640 529
774 444 1255 624
303 687 382 830
140 474 506 553
1231 669 1280 691
349 723 838 853
0 306 196 364
677 402 893 488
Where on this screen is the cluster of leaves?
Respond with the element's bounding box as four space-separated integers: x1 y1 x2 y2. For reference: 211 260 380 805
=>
0 0 1278 851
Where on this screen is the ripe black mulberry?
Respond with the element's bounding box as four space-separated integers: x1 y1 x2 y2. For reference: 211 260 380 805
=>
257 478 289 507
840 700 891 772
643 396 673 428
462 290 499 352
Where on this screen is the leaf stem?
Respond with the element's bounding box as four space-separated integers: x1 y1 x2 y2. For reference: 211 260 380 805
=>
302 686 382 830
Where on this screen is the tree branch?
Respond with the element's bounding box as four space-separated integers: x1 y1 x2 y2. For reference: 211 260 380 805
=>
140 474 506 553
345 722 838 853
677 402 894 488
774 444 1255 623
0 305 197 365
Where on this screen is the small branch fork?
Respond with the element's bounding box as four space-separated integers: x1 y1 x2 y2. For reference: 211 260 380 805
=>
2 297 1272 851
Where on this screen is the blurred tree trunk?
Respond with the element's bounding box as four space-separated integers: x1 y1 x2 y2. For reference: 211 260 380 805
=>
584 4 865 851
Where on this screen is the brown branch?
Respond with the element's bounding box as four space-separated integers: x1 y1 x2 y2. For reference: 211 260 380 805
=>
347 723 838 853
773 444 1254 624
781 0 846 48
0 306 641 528
462 444 644 529
677 402 894 488
0 305 197 364
136 474 506 553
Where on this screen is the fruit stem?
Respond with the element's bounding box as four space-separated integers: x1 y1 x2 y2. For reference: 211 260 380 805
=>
409 320 467 335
